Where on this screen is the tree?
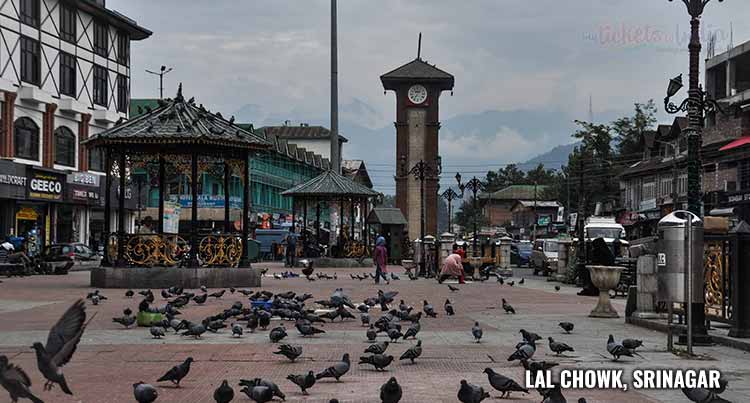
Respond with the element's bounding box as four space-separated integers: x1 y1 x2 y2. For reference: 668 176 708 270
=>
526 163 557 186
612 100 657 159
454 199 489 232
483 163 526 193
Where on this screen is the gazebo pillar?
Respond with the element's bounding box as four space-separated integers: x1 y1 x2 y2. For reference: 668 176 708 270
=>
240 151 251 266
350 197 355 240
316 201 321 242
223 161 231 232
291 199 296 233
116 150 126 266
103 147 112 266
339 197 344 247
303 198 307 233
189 152 199 268
157 155 165 233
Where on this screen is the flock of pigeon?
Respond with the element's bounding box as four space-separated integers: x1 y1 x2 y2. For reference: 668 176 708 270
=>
0 267 736 402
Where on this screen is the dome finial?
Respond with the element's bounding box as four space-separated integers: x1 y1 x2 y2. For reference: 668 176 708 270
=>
175 83 184 102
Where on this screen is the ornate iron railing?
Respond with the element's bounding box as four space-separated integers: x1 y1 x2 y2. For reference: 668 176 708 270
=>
704 235 733 323
118 233 243 268
198 234 243 267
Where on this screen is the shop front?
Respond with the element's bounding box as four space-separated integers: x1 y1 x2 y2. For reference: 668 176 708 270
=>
22 167 66 249
65 172 103 246
0 160 27 239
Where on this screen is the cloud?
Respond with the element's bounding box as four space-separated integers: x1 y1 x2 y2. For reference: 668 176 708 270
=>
440 126 543 162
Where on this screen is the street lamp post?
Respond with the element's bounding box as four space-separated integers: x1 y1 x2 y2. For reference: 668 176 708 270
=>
441 188 460 233
664 0 728 345
404 158 441 276
456 173 483 257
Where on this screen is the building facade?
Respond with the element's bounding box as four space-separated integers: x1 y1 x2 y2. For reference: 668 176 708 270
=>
0 0 150 249
260 124 346 166
480 185 549 228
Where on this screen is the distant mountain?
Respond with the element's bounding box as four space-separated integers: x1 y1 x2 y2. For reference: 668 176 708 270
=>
518 142 580 171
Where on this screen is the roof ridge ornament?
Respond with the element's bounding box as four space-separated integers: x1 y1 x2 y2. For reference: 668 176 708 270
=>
175 82 184 102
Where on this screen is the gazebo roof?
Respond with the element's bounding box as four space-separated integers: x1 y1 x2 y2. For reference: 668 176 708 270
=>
281 170 379 198
367 208 407 225
84 84 271 150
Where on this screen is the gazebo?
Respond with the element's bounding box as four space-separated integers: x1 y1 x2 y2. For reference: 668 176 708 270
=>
281 170 379 259
84 84 270 287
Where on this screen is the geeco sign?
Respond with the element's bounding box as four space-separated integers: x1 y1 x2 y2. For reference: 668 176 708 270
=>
27 169 65 201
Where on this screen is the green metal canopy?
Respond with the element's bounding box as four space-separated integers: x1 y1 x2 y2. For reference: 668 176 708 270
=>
367 208 407 225
281 169 379 198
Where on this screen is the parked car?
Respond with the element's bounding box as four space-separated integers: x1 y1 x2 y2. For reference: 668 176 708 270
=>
43 243 99 265
510 241 532 267
530 239 559 275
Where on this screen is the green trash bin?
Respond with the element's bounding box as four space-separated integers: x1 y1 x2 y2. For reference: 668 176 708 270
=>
137 311 163 327
247 239 261 263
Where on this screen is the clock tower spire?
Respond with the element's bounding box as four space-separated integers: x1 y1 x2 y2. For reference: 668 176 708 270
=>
380 46 454 240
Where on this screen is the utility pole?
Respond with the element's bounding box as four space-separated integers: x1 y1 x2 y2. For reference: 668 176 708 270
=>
576 154 587 290
145 65 173 99
330 0 340 174
532 182 538 242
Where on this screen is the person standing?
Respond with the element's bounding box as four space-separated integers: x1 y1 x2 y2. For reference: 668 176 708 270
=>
373 236 389 285
284 228 297 268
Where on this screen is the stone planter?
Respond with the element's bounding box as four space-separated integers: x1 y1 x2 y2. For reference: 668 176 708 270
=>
587 265 623 318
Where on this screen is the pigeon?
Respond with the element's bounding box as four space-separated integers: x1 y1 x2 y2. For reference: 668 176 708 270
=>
358 354 394 371
497 276 504 284
337 307 356 321
133 381 158 403
501 298 515 314
112 308 136 328
521 358 558 382
274 344 303 362
214 379 234 403
140 289 153 297
32 298 88 395
232 323 243 337
180 322 206 339
193 294 208 304
558 322 574 334
508 281 515 287
520 329 542 343
246 314 259 332
380 377 403 403
540 383 567 403
315 353 350 381
161 290 172 299
554 285 561 291
622 338 643 350
367 325 378 342
444 299 455 316
365 341 389 354
387 328 403 342
403 322 420 340
0 355 44 403
548 337 575 355
287 371 315 395
399 340 423 364
519 278 525 285
681 386 732 403
269 326 288 343
150 326 165 339
472 322 483 343
206 319 227 333
360 313 370 327
91 295 100 305
458 379 490 403
508 339 536 362
125 289 135 298
296 320 325 337
423 300 437 318
258 311 271 330
483 368 528 398
200 285 208 293
606 335 635 361
240 385 273 403
390 273 399 280
448 284 460 292
157 357 193 387
209 290 226 299
238 378 286 402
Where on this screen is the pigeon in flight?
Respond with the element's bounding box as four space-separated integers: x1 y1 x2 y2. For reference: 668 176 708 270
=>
548 337 575 355
399 340 423 364
483 368 528 398
287 371 315 395
0 355 44 403
157 357 194 387
458 379 490 403
32 298 89 395
315 353 350 382
213 379 234 403
502 298 515 314
380 377 403 403
558 322 574 333
133 381 158 403
607 335 636 361
273 344 303 362
472 322 483 343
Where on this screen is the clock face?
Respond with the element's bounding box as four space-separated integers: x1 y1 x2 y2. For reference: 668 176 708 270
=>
408 84 428 104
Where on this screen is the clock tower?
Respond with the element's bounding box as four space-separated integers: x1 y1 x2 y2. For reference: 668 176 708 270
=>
381 50 454 239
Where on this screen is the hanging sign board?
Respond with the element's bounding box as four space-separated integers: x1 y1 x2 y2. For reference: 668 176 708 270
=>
162 201 181 234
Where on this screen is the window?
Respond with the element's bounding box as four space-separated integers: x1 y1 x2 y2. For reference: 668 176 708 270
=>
93 21 108 57
117 75 128 113
59 4 76 43
20 36 40 85
117 32 129 65
93 65 107 106
59 52 76 97
54 127 76 167
89 147 105 172
642 182 656 200
19 0 39 27
678 175 688 195
14 117 39 160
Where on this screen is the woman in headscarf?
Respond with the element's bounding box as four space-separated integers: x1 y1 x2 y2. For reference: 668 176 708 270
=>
373 236 389 285
439 252 466 284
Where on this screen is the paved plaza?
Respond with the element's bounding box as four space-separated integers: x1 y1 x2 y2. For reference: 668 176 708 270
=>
0 265 748 403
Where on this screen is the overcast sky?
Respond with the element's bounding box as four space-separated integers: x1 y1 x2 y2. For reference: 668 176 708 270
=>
112 0 750 191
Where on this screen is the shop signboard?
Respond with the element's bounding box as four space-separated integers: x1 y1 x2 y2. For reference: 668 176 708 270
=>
175 194 242 209
27 169 65 201
163 201 181 234
67 172 101 204
537 215 551 226
0 160 27 199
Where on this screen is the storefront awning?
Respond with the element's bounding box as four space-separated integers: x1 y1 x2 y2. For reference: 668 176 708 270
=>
719 136 750 151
